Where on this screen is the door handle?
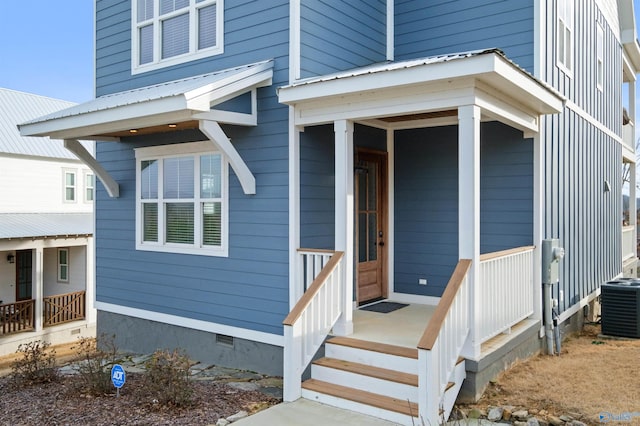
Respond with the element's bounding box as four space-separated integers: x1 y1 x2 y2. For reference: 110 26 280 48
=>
378 241 385 246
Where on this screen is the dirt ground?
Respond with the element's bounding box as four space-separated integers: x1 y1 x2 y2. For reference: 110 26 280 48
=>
463 324 640 425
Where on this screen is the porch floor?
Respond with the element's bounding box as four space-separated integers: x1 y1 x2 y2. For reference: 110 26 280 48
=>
349 302 437 348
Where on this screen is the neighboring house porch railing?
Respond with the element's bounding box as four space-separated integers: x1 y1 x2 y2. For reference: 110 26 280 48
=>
0 300 35 335
418 259 471 424
622 225 635 261
283 249 345 402
623 121 635 152
478 246 535 343
44 291 86 327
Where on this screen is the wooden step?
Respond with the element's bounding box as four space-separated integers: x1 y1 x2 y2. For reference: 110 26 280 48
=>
302 378 419 417
327 336 418 359
313 357 418 387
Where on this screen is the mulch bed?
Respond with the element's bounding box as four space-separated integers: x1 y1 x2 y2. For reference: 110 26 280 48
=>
0 373 279 425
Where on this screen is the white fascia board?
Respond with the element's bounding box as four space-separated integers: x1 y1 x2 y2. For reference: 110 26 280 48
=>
623 40 640 72
20 96 196 140
64 139 120 198
279 54 497 105
292 82 477 126
193 110 257 126
474 88 539 133
187 68 273 110
199 119 256 195
491 57 564 114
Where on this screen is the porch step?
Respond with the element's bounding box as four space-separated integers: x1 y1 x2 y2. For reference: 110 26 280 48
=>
325 337 418 374
312 357 418 401
302 379 419 424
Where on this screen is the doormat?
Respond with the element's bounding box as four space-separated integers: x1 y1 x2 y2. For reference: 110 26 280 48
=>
360 301 408 314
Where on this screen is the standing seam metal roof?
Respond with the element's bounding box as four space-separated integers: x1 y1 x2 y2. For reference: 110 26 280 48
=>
0 88 93 158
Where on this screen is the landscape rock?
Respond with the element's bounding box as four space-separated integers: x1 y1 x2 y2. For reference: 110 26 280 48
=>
514 422 528 426
468 408 485 419
569 421 586 426
227 382 260 392
503 407 514 421
488 407 504 421
548 415 564 426
513 410 530 420
559 415 574 422
215 419 230 426
527 417 540 426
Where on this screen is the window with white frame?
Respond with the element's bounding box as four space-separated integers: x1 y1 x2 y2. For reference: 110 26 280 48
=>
135 141 228 256
58 248 69 282
85 173 95 202
132 0 224 74
596 23 604 91
557 0 574 73
64 170 76 202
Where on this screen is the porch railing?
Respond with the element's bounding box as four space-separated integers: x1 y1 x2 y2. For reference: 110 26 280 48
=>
417 259 471 424
0 300 35 335
622 225 635 261
283 250 344 402
43 290 86 327
297 248 334 292
623 121 635 151
478 246 535 343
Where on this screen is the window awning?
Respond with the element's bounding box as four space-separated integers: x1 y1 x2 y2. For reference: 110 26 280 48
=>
19 60 274 198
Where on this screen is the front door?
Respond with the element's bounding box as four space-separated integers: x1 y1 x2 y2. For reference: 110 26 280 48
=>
355 149 387 304
16 250 33 301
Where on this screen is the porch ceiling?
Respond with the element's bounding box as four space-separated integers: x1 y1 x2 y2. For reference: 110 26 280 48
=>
278 49 564 134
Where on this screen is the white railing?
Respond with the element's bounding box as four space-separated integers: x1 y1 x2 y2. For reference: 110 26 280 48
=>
478 246 535 343
622 225 635 261
283 250 344 402
623 122 635 151
418 259 471 424
298 248 334 292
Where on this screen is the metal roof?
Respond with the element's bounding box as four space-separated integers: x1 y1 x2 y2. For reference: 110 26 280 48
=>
19 60 274 135
0 88 93 159
0 213 92 240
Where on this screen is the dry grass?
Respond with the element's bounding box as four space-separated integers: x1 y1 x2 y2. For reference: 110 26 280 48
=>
468 325 640 424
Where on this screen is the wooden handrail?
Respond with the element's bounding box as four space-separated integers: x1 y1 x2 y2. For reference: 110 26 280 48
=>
417 259 472 350
479 245 535 262
283 251 344 326
297 247 336 254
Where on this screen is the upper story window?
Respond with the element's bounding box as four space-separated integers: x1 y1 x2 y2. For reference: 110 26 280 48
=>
132 0 224 74
135 141 228 257
596 23 604 91
85 173 95 203
58 248 69 282
557 0 574 74
64 170 76 202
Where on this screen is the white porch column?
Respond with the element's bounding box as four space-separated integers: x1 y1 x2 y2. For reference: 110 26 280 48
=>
289 108 303 308
458 105 481 360
33 247 44 332
533 124 543 328
333 119 354 336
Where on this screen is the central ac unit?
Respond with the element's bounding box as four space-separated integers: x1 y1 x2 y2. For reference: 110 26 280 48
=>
601 279 640 338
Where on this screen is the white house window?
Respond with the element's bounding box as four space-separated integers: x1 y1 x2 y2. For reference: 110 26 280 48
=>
135 141 228 256
132 0 224 74
557 0 574 74
64 170 76 202
58 248 69 282
85 173 95 202
596 23 604 91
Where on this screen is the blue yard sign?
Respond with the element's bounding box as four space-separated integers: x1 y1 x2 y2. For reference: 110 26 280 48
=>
111 364 126 391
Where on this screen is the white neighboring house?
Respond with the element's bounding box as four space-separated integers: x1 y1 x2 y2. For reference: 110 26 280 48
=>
0 88 96 356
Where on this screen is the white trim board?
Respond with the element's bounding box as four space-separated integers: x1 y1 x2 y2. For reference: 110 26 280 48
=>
95 302 284 347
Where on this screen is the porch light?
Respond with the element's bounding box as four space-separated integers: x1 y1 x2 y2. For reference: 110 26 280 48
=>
7 254 14 264
168 124 177 128
129 129 138 133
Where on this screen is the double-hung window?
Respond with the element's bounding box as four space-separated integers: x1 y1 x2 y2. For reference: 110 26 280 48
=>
136 141 228 256
557 0 574 74
58 248 69 282
64 170 76 202
133 0 224 74
85 173 95 202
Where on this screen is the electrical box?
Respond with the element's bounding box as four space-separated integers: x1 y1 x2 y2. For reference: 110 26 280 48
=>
542 239 564 284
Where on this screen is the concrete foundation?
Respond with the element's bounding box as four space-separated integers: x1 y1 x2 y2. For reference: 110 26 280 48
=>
97 311 284 376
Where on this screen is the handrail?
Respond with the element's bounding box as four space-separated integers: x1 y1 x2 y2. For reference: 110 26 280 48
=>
479 245 535 262
283 251 344 326
297 247 336 254
418 259 471 350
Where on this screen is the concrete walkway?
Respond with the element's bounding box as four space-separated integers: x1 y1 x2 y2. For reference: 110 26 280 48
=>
233 399 400 426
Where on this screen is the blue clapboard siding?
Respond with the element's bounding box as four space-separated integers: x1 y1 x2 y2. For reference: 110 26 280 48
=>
300 0 386 78
96 0 289 96
94 0 291 336
395 0 534 72
394 123 533 297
